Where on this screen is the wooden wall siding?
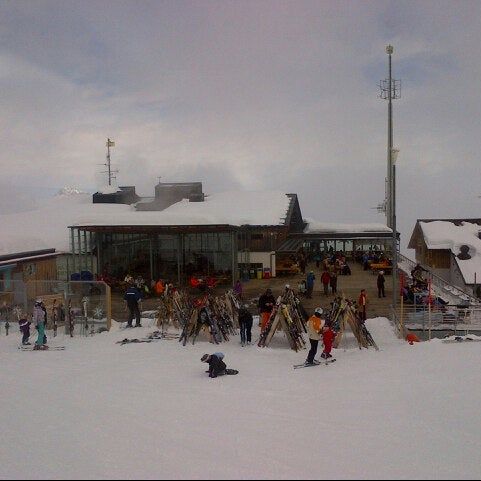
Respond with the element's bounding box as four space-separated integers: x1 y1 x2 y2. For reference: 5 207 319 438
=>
237 228 288 252
425 249 451 269
23 258 58 300
22 258 57 282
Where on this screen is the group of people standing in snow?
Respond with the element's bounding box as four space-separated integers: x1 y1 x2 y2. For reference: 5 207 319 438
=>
305 307 336 365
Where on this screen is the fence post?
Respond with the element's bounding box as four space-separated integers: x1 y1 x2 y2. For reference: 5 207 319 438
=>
106 283 112 331
428 301 432 341
400 295 404 339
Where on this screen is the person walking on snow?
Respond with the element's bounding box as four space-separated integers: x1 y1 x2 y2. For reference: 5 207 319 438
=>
33 299 47 350
305 307 325 365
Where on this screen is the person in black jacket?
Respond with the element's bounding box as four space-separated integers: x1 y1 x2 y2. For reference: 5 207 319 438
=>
258 288 276 332
124 283 143 327
238 305 253 346
201 352 227 378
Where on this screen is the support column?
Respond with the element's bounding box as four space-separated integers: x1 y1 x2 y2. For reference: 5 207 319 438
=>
70 228 76 276
231 231 238 286
83 230 88 274
149 236 154 281
96 233 101 275
177 234 182 286
90 232 94 275
77 230 81 274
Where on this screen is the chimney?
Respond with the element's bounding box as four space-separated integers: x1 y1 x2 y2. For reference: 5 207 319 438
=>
189 193 205 202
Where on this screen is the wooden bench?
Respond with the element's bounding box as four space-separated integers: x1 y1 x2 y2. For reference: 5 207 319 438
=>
276 265 300 276
370 263 392 275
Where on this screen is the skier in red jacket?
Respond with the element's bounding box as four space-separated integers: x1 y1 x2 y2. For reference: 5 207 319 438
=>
320 323 336 359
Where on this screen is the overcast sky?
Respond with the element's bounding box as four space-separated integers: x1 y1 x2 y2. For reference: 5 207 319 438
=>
1 0 481 251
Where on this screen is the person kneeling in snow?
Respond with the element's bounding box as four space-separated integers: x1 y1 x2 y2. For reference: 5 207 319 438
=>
201 353 238 378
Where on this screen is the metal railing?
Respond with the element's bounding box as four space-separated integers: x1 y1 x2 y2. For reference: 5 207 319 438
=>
398 253 479 305
0 280 111 336
392 301 481 340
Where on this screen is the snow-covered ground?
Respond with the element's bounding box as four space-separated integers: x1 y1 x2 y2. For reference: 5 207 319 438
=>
1 318 481 480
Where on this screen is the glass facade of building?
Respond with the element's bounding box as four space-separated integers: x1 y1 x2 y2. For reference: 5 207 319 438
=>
69 228 237 286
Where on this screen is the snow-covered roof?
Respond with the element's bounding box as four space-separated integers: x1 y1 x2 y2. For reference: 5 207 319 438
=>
98 185 121 195
0 193 132 255
420 221 481 284
73 191 292 228
304 219 392 234
0 251 60 267
0 191 292 256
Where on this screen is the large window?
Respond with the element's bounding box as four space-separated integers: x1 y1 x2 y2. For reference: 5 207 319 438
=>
183 233 233 278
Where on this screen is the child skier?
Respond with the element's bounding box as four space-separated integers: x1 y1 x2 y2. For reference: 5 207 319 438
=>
320 322 336 359
201 352 238 378
19 316 31 345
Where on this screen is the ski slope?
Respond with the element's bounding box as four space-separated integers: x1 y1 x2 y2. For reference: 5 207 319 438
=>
1 317 481 480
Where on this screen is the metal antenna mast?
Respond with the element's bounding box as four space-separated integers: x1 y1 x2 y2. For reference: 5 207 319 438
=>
103 138 118 186
379 45 401 227
379 45 401 313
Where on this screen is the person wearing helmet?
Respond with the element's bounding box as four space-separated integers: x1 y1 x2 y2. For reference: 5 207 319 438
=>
200 352 238 378
201 352 226 378
33 299 47 350
320 320 336 359
305 307 325 365
258 288 276 332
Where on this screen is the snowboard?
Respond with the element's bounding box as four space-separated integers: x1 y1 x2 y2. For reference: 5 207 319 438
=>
225 369 239 375
293 359 336 369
